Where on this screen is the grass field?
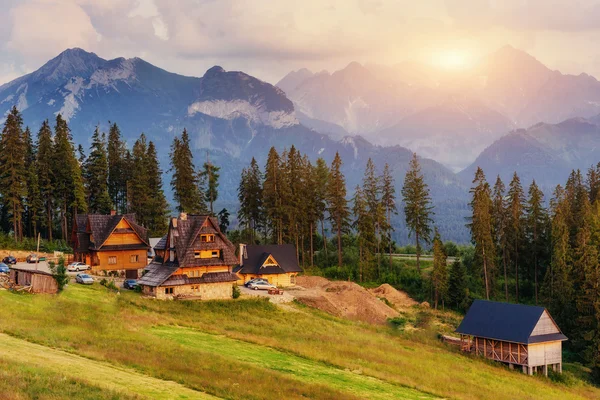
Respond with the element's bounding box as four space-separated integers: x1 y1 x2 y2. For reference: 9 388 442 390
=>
0 284 598 399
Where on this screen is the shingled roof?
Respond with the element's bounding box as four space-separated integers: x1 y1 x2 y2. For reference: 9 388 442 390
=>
75 214 88 233
237 244 302 275
456 300 568 345
137 262 180 287
86 214 149 250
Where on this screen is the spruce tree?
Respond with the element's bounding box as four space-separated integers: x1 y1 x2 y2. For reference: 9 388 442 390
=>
401 153 434 272
84 127 112 214
107 123 127 213
0 106 26 240
23 127 42 238
169 129 206 214
468 167 495 300
448 260 469 311
237 158 263 243
283 146 303 257
352 185 372 281
525 180 548 304
314 158 330 261
263 147 284 243
381 163 398 274
218 208 230 234
507 172 525 302
36 120 54 240
491 175 509 301
431 228 448 309
145 141 169 236
361 159 380 279
327 152 350 268
200 157 220 215
129 134 151 227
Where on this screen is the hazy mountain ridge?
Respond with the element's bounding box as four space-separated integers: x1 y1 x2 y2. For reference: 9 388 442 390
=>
0 48 471 244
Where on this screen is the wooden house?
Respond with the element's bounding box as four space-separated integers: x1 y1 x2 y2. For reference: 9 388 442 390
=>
9 268 58 294
137 214 239 300
456 300 567 375
72 212 150 278
234 244 302 287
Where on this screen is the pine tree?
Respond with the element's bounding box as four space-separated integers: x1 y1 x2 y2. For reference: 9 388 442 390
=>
129 134 152 228
506 172 525 302
283 146 304 258
23 127 42 238
468 167 495 300
107 123 128 213
587 163 600 205
525 180 548 305
218 208 230 234
327 152 350 268
448 260 469 311
145 141 169 236
36 120 54 240
83 127 112 214
381 163 397 274
352 185 373 281
491 175 509 301
314 158 330 261
0 107 26 241
431 228 448 309
401 153 434 272
361 159 381 279
263 147 284 244
302 156 319 267
169 129 206 214
200 157 220 215
237 158 263 243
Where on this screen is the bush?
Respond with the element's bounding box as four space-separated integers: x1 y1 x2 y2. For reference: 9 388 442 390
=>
232 285 241 299
48 257 69 291
388 317 408 329
0 232 72 254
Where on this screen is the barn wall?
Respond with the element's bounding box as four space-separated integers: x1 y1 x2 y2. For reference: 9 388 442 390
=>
531 311 560 336
528 342 562 366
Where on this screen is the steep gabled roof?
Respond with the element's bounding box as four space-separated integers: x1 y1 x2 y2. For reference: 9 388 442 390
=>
456 300 568 344
238 244 302 275
87 214 149 250
153 235 167 251
75 214 88 233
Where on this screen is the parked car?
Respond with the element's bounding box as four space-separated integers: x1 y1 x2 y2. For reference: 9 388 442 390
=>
2 255 16 265
67 262 90 272
0 263 9 273
248 280 276 291
123 279 138 290
244 278 268 287
26 254 38 263
75 273 94 285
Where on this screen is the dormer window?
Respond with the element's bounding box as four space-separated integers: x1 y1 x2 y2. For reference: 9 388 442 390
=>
261 255 278 268
201 234 215 243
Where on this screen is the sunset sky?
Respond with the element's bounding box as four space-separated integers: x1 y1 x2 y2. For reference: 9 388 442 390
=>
2 0 600 84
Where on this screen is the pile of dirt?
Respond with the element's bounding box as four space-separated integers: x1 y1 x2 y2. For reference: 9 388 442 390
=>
0 250 55 262
294 278 399 325
369 284 418 309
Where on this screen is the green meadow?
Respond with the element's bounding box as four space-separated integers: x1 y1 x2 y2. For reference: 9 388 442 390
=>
0 284 598 399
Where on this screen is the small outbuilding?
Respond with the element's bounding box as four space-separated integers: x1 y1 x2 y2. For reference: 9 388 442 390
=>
456 300 567 376
234 244 302 287
8 268 58 294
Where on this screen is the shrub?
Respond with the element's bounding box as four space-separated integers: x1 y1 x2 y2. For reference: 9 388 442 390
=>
232 285 241 299
48 257 69 291
388 317 408 329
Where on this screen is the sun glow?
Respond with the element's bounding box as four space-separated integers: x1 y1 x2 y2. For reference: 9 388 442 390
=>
434 49 473 70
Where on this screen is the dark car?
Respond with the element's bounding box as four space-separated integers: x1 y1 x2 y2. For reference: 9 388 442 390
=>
2 256 16 265
123 279 138 290
0 263 9 273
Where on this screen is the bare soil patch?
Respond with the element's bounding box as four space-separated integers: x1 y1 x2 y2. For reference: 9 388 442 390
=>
369 284 418 309
294 277 398 324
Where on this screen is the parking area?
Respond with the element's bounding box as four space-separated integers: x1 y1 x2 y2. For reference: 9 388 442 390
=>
11 261 83 276
239 285 295 303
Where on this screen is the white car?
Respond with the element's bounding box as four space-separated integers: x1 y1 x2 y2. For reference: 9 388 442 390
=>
248 281 277 291
68 262 90 272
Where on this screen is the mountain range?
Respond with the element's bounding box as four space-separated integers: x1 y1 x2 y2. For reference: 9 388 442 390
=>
278 45 600 171
0 48 470 244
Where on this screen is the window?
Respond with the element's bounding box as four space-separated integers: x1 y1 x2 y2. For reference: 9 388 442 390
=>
201 234 215 243
211 250 219 258
194 250 220 259
130 255 139 263
108 256 117 265
165 287 173 295
290 275 296 284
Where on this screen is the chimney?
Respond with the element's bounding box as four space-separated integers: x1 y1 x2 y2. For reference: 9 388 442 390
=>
180 212 187 221
110 209 117 216
239 243 247 266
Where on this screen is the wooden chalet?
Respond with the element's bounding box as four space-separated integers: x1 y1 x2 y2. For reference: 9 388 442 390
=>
456 300 567 375
234 244 302 287
72 212 150 278
137 214 239 300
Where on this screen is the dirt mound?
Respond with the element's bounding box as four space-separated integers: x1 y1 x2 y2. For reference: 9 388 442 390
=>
294 278 398 325
295 276 330 289
370 284 417 309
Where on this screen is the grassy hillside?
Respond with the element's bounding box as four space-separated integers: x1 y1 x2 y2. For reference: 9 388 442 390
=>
0 284 598 399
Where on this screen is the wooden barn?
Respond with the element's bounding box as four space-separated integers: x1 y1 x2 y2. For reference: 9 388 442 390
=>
9 268 58 294
137 214 239 300
456 300 567 375
72 212 150 278
234 244 302 287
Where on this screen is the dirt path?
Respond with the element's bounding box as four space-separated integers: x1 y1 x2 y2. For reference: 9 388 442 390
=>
0 333 218 400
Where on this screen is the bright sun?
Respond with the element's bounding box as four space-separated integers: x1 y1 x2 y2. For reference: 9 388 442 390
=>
434 50 472 70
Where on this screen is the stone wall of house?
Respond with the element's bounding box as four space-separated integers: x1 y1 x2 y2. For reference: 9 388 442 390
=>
154 281 233 300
